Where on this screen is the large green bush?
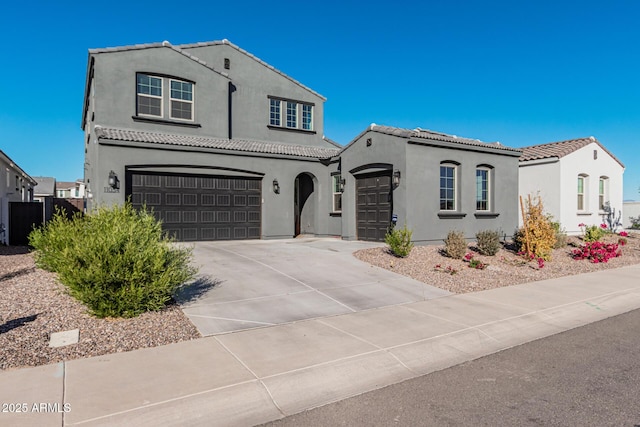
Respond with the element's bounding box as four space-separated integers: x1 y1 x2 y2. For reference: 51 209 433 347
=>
385 224 414 257
29 203 197 318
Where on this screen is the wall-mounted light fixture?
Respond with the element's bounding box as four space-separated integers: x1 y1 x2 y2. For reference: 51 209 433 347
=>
108 170 119 189
339 177 346 193
272 179 280 194
392 169 401 187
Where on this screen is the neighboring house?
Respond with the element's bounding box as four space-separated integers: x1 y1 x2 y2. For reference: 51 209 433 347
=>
56 180 85 199
336 125 522 243
82 39 341 241
519 137 625 234
33 176 56 223
0 149 37 244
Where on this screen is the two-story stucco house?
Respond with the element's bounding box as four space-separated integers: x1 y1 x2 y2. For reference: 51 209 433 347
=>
519 137 625 234
83 40 342 241
0 149 37 244
82 39 523 243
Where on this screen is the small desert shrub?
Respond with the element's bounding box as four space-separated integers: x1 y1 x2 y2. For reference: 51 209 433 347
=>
517 195 556 260
551 221 568 249
475 230 501 256
444 230 467 259
385 224 414 257
29 202 197 318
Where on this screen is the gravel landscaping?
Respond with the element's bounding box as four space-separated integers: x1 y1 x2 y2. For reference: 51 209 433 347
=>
355 231 640 294
1 231 638 371
0 247 200 371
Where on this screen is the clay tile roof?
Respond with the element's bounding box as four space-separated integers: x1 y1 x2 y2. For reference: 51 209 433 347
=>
519 137 624 167
94 127 340 160
366 125 521 153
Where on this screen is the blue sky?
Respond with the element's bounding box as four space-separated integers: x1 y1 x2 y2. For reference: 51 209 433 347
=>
1 0 638 200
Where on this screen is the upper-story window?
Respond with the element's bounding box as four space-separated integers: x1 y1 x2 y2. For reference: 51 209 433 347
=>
137 74 163 117
332 174 342 213
268 97 314 131
170 80 193 120
136 73 194 121
302 104 313 130
269 99 281 126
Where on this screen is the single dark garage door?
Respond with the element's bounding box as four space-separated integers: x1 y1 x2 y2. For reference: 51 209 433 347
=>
128 172 261 241
356 171 392 241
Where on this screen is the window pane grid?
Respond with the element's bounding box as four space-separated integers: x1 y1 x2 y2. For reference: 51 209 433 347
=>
286 102 297 128
269 99 280 126
577 176 585 210
302 104 313 130
440 166 456 211
476 169 489 211
332 175 342 212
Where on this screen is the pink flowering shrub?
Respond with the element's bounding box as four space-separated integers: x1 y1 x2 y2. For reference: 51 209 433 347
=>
619 231 628 237
464 252 488 270
572 241 622 263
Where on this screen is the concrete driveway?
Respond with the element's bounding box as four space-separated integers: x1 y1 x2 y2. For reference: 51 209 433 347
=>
177 237 451 335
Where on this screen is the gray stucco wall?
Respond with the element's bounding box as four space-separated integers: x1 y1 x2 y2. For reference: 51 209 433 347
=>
405 142 520 243
93 142 340 239
339 130 520 244
182 43 328 148
338 131 407 241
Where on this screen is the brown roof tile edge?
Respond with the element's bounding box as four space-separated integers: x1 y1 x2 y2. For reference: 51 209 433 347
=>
520 137 625 168
94 127 340 160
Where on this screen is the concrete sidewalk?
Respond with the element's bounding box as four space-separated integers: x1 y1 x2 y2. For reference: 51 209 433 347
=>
2 264 640 427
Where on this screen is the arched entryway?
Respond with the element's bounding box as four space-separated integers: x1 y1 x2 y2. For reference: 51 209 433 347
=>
294 172 316 236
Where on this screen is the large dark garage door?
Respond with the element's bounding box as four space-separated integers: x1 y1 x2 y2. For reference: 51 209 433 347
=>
128 172 261 241
356 171 392 241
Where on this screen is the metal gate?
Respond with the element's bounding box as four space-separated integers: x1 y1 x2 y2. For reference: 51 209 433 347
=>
9 202 43 245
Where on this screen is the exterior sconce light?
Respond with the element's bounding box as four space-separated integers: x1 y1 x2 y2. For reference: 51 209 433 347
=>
339 178 346 193
273 179 280 194
392 169 401 187
108 170 119 189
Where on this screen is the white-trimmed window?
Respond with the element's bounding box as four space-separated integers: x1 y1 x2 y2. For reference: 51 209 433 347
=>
137 74 163 117
577 174 588 211
302 104 313 130
268 97 314 131
332 175 342 213
440 164 457 211
599 176 608 211
136 74 194 121
476 167 490 211
286 102 297 128
269 99 281 126
170 80 193 120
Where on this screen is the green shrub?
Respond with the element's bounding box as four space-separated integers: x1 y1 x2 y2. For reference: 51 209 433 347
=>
385 224 414 257
518 195 556 260
444 230 467 259
475 230 501 256
29 202 197 318
582 224 605 242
